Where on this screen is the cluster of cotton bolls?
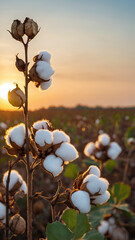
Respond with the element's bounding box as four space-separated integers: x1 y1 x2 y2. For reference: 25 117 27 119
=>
98 216 129 240
29 51 54 91
84 133 122 162
31 119 79 177
70 165 110 213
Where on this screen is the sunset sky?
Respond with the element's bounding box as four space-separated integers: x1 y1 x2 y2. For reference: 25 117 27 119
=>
0 0 135 110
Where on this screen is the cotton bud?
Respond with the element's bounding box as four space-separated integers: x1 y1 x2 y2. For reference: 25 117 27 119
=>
8 85 25 108
11 20 24 41
24 17 39 39
15 54 26 72
9 214 26 235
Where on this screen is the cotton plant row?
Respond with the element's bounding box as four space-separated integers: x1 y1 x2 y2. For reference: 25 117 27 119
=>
0 17 111 240
84 133 122 162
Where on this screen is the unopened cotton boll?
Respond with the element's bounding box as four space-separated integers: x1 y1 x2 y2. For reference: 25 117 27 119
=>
71 190 91 213
98 220 109 235
43 155 63 177
98 133 110 146
84 142 95 157
53 130 70 145
107 142 122 160
40 79 52 91
9 214 26 235
36 61 54 80
5 124 28 148
35 129 53 148
88 165 101 177
55 142 78 162
92 191 110 205
3 170 23 191
0 202 6 222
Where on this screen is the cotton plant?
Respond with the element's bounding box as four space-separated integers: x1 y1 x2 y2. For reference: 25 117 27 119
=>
84 133 122 162
0 17 111 240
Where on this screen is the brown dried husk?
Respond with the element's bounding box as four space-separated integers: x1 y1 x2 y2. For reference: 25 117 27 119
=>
36 142 52 151
4 145 19 156
11 20 24 41
24 18 38 39
10 180 22 196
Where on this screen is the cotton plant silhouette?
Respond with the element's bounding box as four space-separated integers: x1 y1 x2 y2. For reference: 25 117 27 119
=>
0 18 111 240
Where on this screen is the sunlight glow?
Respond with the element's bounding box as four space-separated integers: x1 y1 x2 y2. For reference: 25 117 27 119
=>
0 83 15 100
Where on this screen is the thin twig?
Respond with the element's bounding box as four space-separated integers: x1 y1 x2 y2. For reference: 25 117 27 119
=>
123 149 133 182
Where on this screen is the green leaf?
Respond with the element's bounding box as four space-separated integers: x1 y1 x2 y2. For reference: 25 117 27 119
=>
64 163 79 179
83 158 99 167
84 229 104 240
62 209 90 239
111 182 131 204
46 221 74 240
115 204 133 217
88 204 113 228
104 160 117 172
125 126 135 140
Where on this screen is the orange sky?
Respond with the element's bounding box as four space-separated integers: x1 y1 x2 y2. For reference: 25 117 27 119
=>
0 0 135 110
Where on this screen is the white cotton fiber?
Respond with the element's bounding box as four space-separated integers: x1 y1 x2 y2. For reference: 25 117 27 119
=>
55 142 78 162
38 51 51 63
43 154 63 177
36 61 54 80
71 190 91 213
88 165 101 177
98 133 110 146
92 191 110 205
35 129 53 147
83 174 100 194
0 122 7 130
98 178 109 194
53 130 70 145
98 220 109 235
5 124 29 148
84 142 95 157
3 170 23 191
19 181 27 194
40 79 52 90
33 120 49 131
95 151 102 159
107 142 122 160
0 202 6 222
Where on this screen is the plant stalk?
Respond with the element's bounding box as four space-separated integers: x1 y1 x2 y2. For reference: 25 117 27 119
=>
24 41 33 240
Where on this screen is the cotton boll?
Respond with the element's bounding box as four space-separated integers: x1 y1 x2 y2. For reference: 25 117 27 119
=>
19 181 27 194
107 142 122 160
0 122 7 130
53 130 70 145
71 190 91 213
35 129 53 147
98 178 109 194
38 51 51 63
0 202 6 222
88 165 101 177
55 142 78 162
43 155 63 177
3 170 23 191
5 124 29 148
92 191 110 205
98 133 110 146
83 174 99 184
84 142 95 157
95 151 103 159
40 79 52 90
36 61 54 80
98 220 109 235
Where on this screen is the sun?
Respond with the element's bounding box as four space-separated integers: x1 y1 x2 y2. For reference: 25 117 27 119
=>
0 83 15 100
